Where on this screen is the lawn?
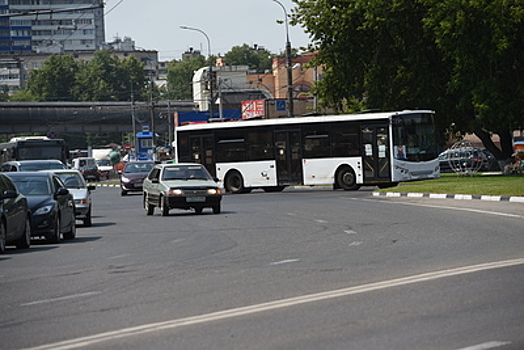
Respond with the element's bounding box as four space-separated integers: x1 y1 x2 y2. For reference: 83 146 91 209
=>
378 173 524 197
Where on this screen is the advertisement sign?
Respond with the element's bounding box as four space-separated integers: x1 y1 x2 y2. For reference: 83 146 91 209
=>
242 99 265 119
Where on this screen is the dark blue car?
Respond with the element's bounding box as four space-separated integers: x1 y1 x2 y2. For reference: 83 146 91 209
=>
6 172 76 243
0 173 32 253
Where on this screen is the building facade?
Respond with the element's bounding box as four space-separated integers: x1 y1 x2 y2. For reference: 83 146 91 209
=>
0 0 105 55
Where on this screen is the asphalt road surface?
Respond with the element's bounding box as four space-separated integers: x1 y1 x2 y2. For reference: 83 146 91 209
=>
1 186 523 350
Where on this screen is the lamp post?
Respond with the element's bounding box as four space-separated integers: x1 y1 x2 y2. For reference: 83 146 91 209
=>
180 25 214 119
272 0 294 117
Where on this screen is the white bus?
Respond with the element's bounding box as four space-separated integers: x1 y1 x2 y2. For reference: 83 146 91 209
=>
176 110 440 193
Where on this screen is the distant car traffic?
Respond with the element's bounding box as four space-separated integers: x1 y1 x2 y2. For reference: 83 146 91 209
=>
71 157 100 181
0 173 32 253
6 172 76 243
95 159 113 180
0 159 67 172
142 163 223 216
119 160 155 196
44 169 96 227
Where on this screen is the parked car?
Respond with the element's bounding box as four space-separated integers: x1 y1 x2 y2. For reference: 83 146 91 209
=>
119 160 155 196
43 169 95 227
71 157 100 181
439 148 500 173
0 173 32 253
95 158 113 180
6 172 76 243
143 163 223 216
0 159 67 172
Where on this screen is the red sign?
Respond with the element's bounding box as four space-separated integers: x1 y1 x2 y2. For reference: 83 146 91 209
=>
124 144 132 151
242 99 265 119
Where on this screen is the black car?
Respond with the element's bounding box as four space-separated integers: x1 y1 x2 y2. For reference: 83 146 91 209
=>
119 161 155 196
6 172 76 243
0 174 32 253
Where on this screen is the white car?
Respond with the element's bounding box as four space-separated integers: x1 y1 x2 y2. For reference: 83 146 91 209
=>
43 169 95 226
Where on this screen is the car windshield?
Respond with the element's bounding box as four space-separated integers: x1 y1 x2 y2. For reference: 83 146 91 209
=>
124 163 154 173
12 177 51 195
97 159 111 166
162 166 211 181
56 173 85 188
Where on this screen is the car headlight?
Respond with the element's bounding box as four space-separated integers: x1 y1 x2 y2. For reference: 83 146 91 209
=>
207 188 221 195
34 204 53 216
167 189 183 196
121 176 130 183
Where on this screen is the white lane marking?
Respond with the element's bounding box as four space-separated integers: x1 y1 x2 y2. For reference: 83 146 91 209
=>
315 219 328 223
344 229 357 235
456 341 511 350
20 292 102 307
348 241 363 247
107 254 129 260
362 198 524 219
269 259 300 266
23 258 524 350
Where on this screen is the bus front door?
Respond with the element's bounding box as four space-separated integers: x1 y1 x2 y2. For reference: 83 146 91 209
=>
361 125 391 183
274 130 302 185
189 135 215 177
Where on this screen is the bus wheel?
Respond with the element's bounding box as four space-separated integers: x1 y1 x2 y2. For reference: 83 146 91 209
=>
225 171 246 194
336 167 360 191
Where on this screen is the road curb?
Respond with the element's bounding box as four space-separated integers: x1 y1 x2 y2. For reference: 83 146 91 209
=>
372 191 524 203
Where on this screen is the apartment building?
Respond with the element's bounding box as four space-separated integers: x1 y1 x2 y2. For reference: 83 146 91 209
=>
0 0 105 54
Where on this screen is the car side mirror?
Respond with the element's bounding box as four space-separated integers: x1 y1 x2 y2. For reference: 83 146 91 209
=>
0 189 18 200
213 177 219 182
87 185 96 191
55 188 69 198
151 178 159 183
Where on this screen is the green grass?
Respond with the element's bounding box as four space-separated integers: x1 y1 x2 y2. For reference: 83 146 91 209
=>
378 173 524 197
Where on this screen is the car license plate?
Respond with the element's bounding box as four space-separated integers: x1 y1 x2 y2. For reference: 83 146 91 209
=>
186 197 205 202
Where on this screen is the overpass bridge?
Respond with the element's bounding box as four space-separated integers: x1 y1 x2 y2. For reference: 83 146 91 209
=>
0 101 197 135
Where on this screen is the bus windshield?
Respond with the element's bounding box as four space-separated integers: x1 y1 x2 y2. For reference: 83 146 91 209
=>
18 145 65 160
392 113 438 162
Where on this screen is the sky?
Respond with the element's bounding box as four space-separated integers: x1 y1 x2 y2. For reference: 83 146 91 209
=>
104 0 312 62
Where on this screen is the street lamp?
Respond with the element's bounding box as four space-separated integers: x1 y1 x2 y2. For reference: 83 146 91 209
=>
272 0 294 117
180 25 214 119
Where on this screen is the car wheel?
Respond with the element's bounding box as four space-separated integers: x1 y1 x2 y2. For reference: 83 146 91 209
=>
194 207 203 215
48 215 61 243
15 215 31 249
336 167 361 191
121 189 128 196
160 196 169 216
225 170 247 194
0 221 6 254
63 216 76 240
83 207 92 227
212 204 221 214
144 194 154 215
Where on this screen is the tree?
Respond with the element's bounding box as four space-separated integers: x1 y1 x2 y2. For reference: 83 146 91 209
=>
223 44 273 72
291 0 524 160
73 50 147 102
25 54 78 101
166 55 206 100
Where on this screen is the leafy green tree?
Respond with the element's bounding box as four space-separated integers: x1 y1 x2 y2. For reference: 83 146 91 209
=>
291 0 524 159
25 54 78 101
166 55 206 100
223 44 273 72
73 50 147 102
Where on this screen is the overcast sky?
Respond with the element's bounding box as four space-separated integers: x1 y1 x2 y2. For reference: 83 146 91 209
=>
104 0 312 62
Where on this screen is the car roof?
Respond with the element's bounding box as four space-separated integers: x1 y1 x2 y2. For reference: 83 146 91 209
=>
155 163 204 168
4 159 64 165
5 171 55 178
40 169 83 175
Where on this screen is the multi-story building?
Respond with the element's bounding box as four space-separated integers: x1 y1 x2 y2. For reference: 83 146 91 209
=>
0 0 105 55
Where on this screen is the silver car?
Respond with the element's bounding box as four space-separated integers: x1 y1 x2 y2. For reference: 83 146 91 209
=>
44 169 95 226
142 163 223 216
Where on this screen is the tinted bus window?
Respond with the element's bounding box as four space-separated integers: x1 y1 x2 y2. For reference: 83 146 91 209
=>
247 129 273 160
332 124 360 157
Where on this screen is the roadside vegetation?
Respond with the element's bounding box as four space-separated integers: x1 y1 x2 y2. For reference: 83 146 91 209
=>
378 173 524 197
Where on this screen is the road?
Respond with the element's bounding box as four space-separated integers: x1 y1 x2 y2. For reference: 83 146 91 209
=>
1 186 523 350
